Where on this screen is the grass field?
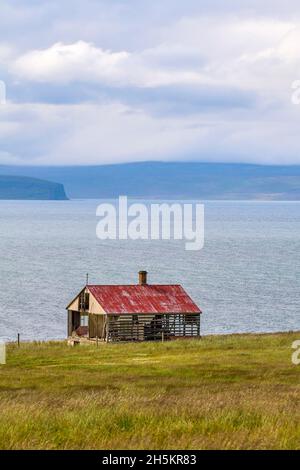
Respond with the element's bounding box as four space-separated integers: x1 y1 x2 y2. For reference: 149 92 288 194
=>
0 332 299 450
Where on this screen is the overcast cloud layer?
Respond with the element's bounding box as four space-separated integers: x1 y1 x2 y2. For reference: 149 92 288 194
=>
1 0 300 165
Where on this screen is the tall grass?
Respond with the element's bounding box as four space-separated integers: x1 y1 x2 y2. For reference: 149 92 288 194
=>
0 332 299 449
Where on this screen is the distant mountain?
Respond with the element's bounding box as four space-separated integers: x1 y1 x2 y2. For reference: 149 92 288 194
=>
0 175 68 200
0 162 300 200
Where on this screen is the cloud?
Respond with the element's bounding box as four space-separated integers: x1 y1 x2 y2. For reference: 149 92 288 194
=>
11 41 207 88
10 18 300 95
12 42 130 84
1 98 300 167
1 2 300 165
107 84 257 117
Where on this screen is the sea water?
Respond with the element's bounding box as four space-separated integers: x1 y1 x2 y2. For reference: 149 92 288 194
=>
0 200 299 341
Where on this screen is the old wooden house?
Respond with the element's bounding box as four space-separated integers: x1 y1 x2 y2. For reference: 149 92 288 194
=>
66 271 202 343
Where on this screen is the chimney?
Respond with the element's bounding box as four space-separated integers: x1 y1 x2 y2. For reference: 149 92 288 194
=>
139 270 148 285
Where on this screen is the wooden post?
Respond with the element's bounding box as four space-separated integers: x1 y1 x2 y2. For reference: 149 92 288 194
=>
96 315 99 347
105 317 109 343
17 333 20 347
199 314 201 338
162 331 164 343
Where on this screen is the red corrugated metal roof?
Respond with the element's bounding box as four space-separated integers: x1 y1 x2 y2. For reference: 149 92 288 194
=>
87 284 202 315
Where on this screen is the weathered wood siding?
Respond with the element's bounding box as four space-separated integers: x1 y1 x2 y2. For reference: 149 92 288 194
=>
89 314 106 338
68 297 79 312
68 288 105 314
87 289 106 314
106 313 201 342
67 310 73 336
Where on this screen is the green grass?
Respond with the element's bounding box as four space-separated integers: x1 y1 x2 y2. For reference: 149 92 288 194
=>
0 332 299 449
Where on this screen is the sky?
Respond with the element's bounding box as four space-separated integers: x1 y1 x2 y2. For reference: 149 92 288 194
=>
1 0 300 166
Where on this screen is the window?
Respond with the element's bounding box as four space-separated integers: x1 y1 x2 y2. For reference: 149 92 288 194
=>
79 292 90 311
79 292 85 310
80 315 88 327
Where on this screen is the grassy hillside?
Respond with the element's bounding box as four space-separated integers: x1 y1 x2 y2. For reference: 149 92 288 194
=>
0 332 299 450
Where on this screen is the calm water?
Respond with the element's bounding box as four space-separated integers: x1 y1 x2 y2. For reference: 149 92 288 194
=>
0 200 299 341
